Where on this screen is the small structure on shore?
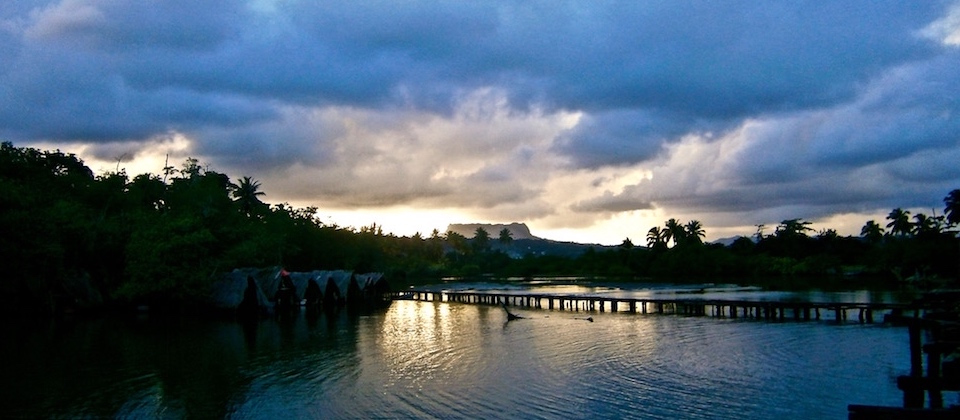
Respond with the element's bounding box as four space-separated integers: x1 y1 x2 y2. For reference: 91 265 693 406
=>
209 267 274 314
208 267 390 314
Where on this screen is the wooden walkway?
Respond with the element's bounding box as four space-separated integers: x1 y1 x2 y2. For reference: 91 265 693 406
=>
393 290 926 323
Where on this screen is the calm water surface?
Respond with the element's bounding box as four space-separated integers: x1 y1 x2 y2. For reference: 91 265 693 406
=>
0 284 927 419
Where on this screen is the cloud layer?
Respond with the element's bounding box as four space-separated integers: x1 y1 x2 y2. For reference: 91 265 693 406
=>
3 1 960 243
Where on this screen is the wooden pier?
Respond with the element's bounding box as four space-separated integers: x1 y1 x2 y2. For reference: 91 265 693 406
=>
848 314 960 418
393 290 926 323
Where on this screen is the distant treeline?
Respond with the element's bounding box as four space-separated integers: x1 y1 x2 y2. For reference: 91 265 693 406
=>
1 142 958 313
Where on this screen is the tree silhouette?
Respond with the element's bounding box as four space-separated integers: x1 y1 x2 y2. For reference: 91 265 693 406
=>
646 226 667 250
944 189 960 277
473 227 491 252
944 189 960 227
755 224 766 241
664 218 685 247
5 141 960 310
911 213 942 236
886 208 912 236
498 228 514 246
231 176 266 217
684 220 705 245
860 220 884 243
775 218 812 239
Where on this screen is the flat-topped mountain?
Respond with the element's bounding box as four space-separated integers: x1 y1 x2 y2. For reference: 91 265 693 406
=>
445 222 618 258
446 222 538 240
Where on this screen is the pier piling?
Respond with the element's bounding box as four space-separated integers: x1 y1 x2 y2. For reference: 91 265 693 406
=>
395 291 920 326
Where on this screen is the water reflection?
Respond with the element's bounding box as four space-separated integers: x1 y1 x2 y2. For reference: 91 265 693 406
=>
0 298 918 419
422 279 919 305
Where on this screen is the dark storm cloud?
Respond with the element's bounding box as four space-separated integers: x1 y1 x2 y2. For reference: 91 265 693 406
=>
23 0 243 52
553 109 730 168
570 190 654 213
2 2 944 144
2 0 960 240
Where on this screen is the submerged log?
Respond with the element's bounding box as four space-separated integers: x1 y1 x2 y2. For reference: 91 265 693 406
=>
500 299 524 321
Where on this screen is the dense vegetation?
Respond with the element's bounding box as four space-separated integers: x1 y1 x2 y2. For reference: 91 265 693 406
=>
2 142 958 313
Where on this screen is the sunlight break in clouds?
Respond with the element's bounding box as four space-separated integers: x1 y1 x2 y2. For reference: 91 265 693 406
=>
3 1 960 245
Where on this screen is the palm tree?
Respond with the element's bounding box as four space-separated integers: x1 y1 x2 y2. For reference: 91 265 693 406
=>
498 228 514 246
944 189 960 227
445 231 469 254
664 218 686 247
912 213 941 236
860 220 884 243
886 208 912 236
684 220 705 245
232 176 266 217
472 227 491 252
646 227 667 250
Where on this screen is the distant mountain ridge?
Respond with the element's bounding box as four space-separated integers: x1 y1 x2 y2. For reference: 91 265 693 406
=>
446 222 538 240
445 222 618 258
710 236 753 246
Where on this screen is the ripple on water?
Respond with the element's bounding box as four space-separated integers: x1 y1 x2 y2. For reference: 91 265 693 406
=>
2 301 911 419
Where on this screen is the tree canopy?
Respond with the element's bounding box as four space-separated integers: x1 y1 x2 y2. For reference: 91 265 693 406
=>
2 142 958 313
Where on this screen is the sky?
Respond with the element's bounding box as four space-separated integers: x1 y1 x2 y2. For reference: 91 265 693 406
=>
3 1 960 245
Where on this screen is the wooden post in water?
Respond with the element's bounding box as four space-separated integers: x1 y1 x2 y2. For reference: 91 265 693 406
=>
904 323 924 408
927 344 943 409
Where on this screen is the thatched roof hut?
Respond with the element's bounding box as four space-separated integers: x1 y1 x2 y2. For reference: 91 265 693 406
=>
208 267 274 311
210 267 388 311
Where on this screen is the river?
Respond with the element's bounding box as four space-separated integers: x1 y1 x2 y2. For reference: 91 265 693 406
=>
0 282 933 418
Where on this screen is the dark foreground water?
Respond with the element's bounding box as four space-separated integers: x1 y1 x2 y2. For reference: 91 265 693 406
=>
0 287 927 419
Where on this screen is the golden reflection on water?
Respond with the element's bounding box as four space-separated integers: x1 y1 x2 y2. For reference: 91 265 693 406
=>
363 299 510 400
375 301 459 383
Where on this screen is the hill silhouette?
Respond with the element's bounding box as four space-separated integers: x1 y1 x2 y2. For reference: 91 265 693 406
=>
446 222 617 257
446 222 538 240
